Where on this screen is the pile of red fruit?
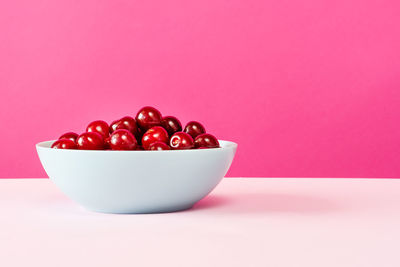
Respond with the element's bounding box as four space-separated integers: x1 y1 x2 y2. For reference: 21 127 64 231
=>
51 106 220 151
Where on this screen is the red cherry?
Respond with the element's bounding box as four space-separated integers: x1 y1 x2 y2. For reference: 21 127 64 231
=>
142 126 169 150
104 137 111 149
135 127 144 145
110 116 139 136
148 142 171 151
194 133 220 148
76 132 105 150
160 116 182 136
135 106 162 131
51 139 77 149
184 121 205 139
110 129 138 150
169 132 194 150
86 120 110 138
59 132 78 143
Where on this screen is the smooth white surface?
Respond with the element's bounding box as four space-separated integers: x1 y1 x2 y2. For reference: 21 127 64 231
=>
1 178 400 267
36 140 237 213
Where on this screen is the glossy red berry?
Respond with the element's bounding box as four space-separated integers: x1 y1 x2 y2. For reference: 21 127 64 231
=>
110 116 139 136
160 116 182 136
142 126 169 150
86 120 110 138
104 137 111 149
134 128 143 145
58 132 78 143
194 133 220 148
170 132 194 150
148 142 171 151
51 139 77 149
76 132 105 150
184 121 205 139
110 129 138 150
135 106 162 131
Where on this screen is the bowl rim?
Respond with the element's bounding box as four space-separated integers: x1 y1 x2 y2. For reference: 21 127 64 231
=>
36 140 237 153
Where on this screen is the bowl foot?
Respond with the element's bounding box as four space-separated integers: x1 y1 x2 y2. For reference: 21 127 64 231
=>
84 203 195 214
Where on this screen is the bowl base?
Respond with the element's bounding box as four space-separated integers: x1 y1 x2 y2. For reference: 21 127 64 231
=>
84 203 195 214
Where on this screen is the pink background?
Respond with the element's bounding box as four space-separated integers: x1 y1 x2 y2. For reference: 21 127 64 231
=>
1 0 399 178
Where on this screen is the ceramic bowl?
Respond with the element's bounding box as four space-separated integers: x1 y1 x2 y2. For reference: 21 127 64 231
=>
36 140 237 213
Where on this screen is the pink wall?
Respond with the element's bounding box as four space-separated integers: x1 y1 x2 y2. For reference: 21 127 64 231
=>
1 0 400 178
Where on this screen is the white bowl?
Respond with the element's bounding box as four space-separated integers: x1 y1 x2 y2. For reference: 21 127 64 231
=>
36 140 237 213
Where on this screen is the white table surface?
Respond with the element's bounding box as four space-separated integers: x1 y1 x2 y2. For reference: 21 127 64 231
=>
1 178 400 267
